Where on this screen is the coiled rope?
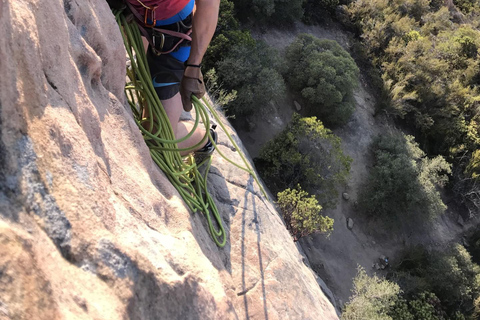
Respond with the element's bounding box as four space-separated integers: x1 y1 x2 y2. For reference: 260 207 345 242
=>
114 10 266 247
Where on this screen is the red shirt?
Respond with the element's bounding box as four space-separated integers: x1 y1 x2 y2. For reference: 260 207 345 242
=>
128 0 191 21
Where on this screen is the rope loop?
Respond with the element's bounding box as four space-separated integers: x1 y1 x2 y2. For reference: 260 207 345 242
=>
114 10 267 247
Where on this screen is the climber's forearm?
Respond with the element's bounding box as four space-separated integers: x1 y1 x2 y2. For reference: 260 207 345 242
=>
186 0 220 67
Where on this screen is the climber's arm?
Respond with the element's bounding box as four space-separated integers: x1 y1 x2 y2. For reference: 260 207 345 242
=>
185 0 220 70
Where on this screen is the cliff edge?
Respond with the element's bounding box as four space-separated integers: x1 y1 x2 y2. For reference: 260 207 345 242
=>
0 0 338 319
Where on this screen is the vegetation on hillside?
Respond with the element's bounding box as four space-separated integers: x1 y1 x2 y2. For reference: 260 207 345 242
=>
277 185 333 241
359 132 451 225
391 244 480 319
204 0 286 116
202 2 480 318
347 0 480 215
231 0 304 24
342 267 401 320
285 34 359 126
255 113 351 208
343 243 480 319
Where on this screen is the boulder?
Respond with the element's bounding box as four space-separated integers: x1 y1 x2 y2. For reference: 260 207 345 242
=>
0 1 338 319
342 192 350 201
294 101 302 111
347 218 354 230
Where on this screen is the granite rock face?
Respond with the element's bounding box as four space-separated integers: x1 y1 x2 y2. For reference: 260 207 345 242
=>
0 0 339 319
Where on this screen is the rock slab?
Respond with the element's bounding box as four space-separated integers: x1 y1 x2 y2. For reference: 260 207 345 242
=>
0 1 338 319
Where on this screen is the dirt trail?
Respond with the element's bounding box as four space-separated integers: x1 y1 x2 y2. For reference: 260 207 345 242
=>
233 21 474 310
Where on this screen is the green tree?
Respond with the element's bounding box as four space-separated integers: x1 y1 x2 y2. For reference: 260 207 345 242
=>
394 244 480 317
277 185 333 241
359 133 451 224
285 34 359 126
429 244 480 311
342 267 401 320
454 0 480 13
216 41 286 115
256 113 351 208
390 292 451 320
302 0 341 24
232 0 304 24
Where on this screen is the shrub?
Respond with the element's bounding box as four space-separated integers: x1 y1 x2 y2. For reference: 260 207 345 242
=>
358 133 451 224
390 292 450 320
203 0 287 117
256 113 351 208
342 267 401 320
394 244 480 317
285 34 359 126
204 68 237 108
216 41 286 115
232 0 304 24
277 185 333 241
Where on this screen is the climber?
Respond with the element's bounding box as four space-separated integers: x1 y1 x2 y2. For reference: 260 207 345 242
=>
108 0 219 156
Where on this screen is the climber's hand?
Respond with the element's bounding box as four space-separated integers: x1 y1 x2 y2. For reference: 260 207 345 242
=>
180 67 205 112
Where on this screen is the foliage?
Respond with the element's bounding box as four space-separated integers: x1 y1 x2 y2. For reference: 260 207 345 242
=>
277 185 333 241
232 0 304 24
466 149 480 180
256 113 351 208
204 68 237 108
393 244 480 317
347 0 480 213
203 0 286 116
302 0 339 24
216 41 286 115
390 292 450 320
342 267 401 320
285 34 359 126
216 0 239 33
452 150 480 216
454 0 480 14
359 133 451 224
204 29 255 75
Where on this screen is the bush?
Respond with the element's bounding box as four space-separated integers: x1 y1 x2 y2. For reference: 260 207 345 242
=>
203 0 287 117
277 185 333 241
390 292 451 320
256 113 351 208
358 133 451 224
342 267 401 320
285 34 359 126
232 0 304 24
393 244 480 317
204 68 237 108
216 41 286 115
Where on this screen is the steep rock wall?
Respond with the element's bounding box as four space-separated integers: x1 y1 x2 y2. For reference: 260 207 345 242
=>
0 0 339 319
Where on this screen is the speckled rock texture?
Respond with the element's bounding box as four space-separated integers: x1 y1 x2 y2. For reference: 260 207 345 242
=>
0 0 339 319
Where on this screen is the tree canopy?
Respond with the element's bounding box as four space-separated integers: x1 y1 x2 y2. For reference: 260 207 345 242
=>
256 113 351 208
342 267 401 320
285 34 359 126
348 0 480 214
277 185 333 241
232 0 304 24
359 132 451 224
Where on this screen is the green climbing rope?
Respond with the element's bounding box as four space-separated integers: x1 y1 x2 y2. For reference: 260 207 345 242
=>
114 10 266 247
